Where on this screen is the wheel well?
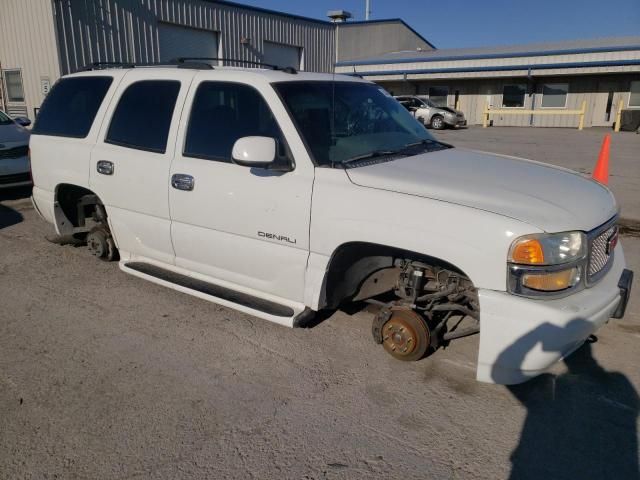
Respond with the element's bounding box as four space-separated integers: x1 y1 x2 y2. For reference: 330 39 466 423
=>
321 242 470 309
55 184 103 231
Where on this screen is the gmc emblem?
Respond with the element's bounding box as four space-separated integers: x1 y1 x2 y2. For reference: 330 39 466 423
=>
606 227 619 254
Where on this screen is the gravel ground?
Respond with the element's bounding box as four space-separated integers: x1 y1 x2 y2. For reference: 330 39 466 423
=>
1 188 639 480
433 126 640 224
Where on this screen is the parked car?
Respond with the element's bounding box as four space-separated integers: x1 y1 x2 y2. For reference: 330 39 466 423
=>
30 64 632 384
396 95 466 129
0 110 31 188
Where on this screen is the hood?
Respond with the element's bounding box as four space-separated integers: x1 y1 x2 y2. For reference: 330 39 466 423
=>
0 122 30 144
437 106 460 115
345 148 617 232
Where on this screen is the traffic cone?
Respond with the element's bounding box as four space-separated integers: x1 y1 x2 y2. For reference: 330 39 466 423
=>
592 134 611 185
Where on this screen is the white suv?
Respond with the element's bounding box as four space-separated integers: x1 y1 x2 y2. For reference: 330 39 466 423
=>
30 62 633 384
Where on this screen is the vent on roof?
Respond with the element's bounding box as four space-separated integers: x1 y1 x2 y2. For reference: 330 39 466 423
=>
327 10 352 22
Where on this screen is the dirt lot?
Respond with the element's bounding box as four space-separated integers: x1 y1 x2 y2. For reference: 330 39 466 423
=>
1 186 639 480
433 127 640 224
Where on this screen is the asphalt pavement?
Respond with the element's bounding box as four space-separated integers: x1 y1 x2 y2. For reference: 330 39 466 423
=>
1 183 639 479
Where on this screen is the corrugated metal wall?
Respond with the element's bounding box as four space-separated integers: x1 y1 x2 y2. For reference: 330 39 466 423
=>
0 0 61 119
52 0 335 74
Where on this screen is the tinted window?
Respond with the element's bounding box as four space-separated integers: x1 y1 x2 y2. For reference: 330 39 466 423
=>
106 80 180 153
541 83 568 108
32 76 113 138
184 82 287 163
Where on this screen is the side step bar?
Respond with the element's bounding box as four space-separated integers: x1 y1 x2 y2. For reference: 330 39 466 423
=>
124 262 295 318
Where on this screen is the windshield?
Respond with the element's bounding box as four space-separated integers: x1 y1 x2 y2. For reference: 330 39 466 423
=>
0 111 12 125
274 82 439 167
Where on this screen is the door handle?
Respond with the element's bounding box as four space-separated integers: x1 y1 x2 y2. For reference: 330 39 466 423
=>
171 174 194 191
96 160 114 175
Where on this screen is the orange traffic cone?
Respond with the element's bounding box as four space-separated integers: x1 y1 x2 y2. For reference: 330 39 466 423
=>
592 134 611 185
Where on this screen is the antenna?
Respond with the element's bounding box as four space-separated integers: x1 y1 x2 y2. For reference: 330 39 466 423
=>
365 0 371 20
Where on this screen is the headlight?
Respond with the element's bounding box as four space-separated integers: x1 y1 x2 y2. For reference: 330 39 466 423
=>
508 231 587 297
508 232 586 265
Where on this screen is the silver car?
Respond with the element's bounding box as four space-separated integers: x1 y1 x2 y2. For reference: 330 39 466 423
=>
0 110 31 188
396 95 466 130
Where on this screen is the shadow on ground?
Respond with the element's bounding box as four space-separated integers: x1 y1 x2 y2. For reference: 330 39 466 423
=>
501 332 639 480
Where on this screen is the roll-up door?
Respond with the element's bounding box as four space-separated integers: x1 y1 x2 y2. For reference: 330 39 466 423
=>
158 23 219 63
263 42 301 70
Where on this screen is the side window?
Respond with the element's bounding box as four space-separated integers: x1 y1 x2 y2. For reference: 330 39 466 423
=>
106 80 180 153
32 76 113 138
184 82 289 164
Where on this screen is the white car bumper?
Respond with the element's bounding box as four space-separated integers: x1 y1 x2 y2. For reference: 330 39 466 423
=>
0 155 30 188
476 243 629 384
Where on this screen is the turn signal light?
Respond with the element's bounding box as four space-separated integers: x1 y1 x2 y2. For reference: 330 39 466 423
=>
522 268 580 292
510 239 544 265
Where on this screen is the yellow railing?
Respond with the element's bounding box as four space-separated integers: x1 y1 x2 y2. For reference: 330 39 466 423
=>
614 99 624 133
482 100 587 130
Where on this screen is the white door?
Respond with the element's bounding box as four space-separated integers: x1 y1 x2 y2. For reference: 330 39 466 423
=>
169 77 313 301
89 69 194 264
158 22 219 63
592 81 619 127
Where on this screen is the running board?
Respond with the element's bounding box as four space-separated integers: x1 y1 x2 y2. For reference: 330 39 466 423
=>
123 261 302 325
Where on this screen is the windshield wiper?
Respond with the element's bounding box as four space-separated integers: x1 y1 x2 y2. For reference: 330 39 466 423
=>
341 149 400 165
398 138 453 153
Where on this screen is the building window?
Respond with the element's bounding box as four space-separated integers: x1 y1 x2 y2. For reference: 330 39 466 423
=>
502 85 526 108
428 86 448 107
4 70 25 102
106 80 181 154
630 81 640 108
541 83 568 108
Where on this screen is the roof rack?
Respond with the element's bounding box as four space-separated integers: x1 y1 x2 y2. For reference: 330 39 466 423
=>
81 60 214 71
81 58 298 74
173 57 298 74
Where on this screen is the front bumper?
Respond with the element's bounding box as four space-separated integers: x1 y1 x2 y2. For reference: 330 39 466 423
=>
0 155 30 188
444 115 466 127
476 243 631 384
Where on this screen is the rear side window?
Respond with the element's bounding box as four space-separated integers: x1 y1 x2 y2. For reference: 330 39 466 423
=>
184 82 287 163
32 76 113 138
106 80 180 154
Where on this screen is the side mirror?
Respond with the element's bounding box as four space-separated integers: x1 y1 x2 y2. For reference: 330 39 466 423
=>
232 136 276 168
14 116 31 127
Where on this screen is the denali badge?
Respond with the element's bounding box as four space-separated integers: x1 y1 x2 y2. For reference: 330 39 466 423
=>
606 227 619 255
258 231 296 244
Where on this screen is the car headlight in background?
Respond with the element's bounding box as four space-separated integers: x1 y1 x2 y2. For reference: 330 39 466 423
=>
508 231 587 297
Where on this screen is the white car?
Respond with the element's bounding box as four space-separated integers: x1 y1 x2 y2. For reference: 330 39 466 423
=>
30 62 632 384
0 110 31 188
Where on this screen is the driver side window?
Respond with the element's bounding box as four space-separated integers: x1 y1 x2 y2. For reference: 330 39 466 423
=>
184 82 290 166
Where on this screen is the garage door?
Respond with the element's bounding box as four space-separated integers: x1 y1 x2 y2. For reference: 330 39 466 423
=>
158 23 219 63
263 42 301 70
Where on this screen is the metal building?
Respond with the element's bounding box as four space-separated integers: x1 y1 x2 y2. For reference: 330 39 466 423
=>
336 37 640 128
0 0 335 120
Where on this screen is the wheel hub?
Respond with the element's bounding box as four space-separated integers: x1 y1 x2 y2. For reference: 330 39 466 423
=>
381 307 430 361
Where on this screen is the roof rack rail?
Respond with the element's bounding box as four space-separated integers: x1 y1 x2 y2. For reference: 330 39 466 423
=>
81 60 214 71
173 57 298 74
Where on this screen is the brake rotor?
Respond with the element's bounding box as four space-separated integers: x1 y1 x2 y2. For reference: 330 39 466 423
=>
381 307 430 362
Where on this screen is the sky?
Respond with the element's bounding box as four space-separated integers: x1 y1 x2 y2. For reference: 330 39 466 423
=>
236 0 640 49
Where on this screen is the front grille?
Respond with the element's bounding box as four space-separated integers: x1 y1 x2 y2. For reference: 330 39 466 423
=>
0 173 30 185
0 146 28 160
588 224 616 280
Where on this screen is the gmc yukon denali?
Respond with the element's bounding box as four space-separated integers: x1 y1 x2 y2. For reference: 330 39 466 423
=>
29 61 633 384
